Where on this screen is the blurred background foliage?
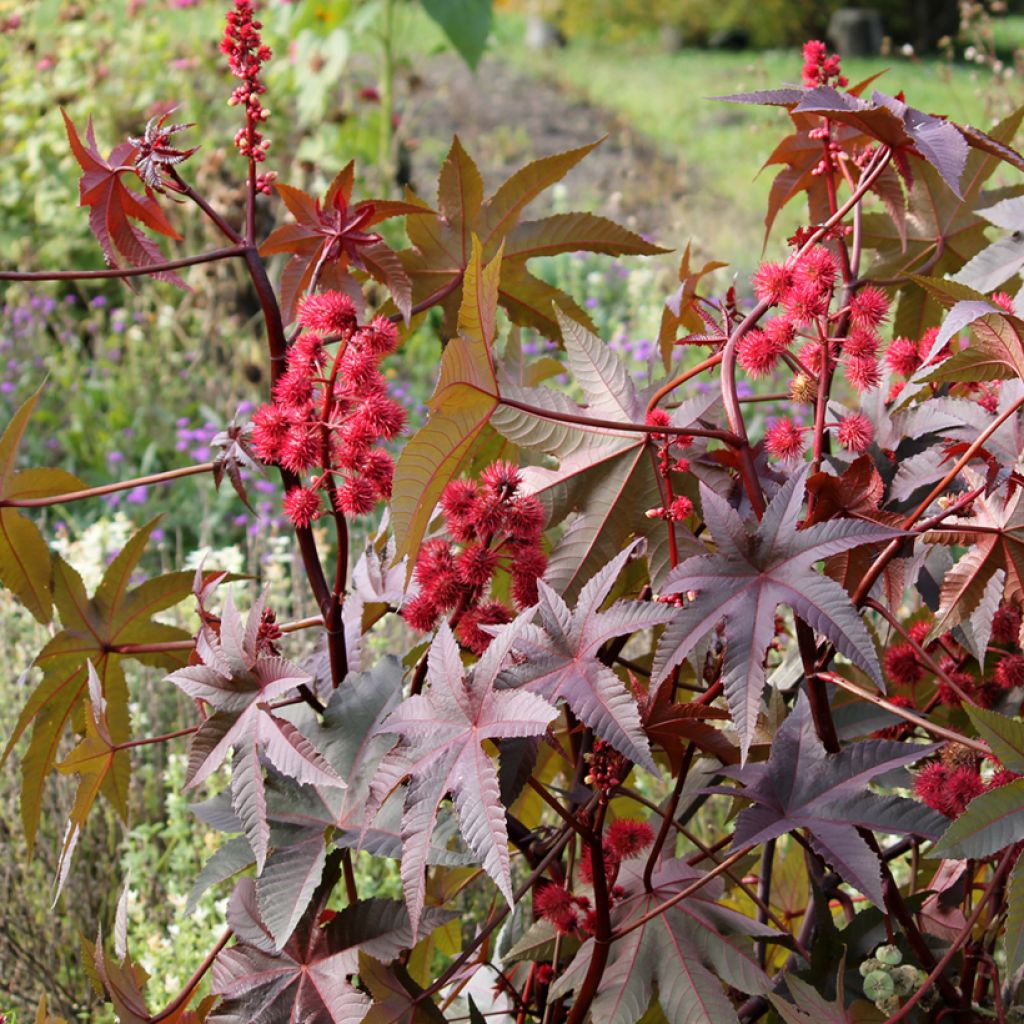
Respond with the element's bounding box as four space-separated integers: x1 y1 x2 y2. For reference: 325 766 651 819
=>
2 0 1024 1018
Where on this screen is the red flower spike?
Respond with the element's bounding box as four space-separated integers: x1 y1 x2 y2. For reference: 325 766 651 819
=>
993 603 1022 645
534 884 580 936
782 280 830 326
335 475 378 517
844 327 880 358
915 761 983 818
481 460 523 500
273 368 315 409
504 494 546 541
457 543 500 588
993 291 1017 315
794 246 837 296
360 316 399 356
737 329 782 377
403 593 441 632
843 355 881 393
456 601 514 654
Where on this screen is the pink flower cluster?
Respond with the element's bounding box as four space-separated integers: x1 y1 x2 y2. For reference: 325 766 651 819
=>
251 291 404 527
221 0 271 162
403 462 547 653
801 40 848 89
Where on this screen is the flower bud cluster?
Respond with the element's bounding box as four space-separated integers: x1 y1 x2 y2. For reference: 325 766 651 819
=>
250 290 404 527
802 40 848 89
221 0 271 160
403 462 547 653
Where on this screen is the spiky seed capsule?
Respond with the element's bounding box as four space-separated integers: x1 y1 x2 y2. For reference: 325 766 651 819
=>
859 958 883 977
940 743 979 772
862 970 895 1001
892 965 920 996
788 373 817 404
875 944 902 966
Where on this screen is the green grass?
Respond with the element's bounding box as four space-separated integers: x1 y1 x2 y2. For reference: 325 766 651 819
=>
502 24 1024 276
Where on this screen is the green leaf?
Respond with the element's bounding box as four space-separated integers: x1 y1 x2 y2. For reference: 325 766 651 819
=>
0 387 84 622
1006 848 1024 977
965 704 1024 773
397 137 665 338
54 663 130 900
2 519 192 848
933 778 1024 859
390 236 501 563
420 0 492 70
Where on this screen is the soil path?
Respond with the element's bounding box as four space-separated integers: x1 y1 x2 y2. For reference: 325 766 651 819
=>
403 53 687 241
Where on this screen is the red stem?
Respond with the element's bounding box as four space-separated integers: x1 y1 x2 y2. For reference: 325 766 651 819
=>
150 928 232 1022
0 462 215 508
0 245 246 281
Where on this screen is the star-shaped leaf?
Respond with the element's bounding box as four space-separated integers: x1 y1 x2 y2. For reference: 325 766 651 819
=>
212 416 262 513
718 693 945 905
366 621 558 937
502 542 675 773
211 865 450 1024
924 469 1024 636
259 162 426 324
61 109 184 284
652 471 904 760
549 857 774 1024
2 518 193 847
0 385 84 623
658 242 728 368
170 590 344 872
860 105 1024 338
397 136 666 338
185 659 464 948
494 310 711 599
390 235 502 563
54 662 130 899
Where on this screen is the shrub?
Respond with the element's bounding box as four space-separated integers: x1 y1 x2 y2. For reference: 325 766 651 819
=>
5 8 1024 1024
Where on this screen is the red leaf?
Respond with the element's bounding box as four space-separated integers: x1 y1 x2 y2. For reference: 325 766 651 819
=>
61 110 184 285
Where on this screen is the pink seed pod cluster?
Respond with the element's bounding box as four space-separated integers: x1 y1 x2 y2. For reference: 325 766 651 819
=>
402 462 548 653
251 290 404 527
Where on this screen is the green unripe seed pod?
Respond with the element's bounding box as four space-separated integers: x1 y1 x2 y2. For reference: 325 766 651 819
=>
859 957 883 976
892 965 919 996
863 970 895 1001
875 944 903 966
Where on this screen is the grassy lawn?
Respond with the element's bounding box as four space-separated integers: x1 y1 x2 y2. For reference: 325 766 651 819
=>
502 22 1024 274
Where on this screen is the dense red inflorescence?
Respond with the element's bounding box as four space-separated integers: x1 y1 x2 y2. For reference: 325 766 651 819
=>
251 290 404 527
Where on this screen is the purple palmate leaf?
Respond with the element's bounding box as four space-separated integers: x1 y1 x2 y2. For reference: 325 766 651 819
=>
365 621 557 938
653 470 904 761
